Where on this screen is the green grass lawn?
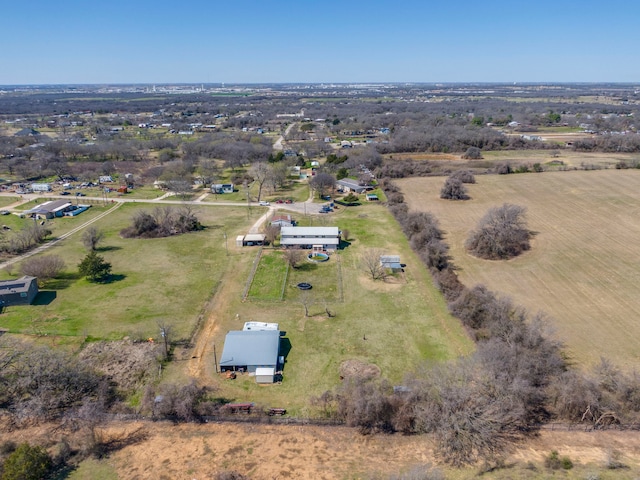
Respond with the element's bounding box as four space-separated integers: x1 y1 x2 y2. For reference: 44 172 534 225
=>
202 203 474 412
246 249 288 300
0 203 263 341
0 196 20 208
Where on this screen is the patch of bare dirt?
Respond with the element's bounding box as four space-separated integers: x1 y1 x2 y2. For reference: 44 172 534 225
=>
340 359 381 381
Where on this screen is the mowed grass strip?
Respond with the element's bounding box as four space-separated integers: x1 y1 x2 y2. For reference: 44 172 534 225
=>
0 203 262 341
398 169 640 368
247 249 288 300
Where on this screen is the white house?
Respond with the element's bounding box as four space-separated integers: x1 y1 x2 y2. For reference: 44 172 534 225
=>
280 226 340 251
31 183 52 192
270 214 294 228
211 183 234 194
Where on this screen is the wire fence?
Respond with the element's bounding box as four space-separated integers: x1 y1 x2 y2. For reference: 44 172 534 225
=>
242 247 263 301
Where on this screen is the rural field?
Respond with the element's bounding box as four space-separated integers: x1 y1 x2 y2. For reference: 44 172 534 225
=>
169 203 473 413
398 169 640 368
3 419 640 480
0 203 263 342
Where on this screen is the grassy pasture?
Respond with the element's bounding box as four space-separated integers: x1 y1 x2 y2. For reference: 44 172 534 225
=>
194 203 473 411
397 170 640 368
0 203 262 341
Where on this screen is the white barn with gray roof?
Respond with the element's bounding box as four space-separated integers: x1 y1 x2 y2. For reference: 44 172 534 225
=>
219 330 280 374
279 226 340 250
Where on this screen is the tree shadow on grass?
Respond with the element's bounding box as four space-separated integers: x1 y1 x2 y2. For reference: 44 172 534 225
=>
96 245 122 253
44 272 82 290
32 291 56 305
294 263 317 272
102 274 126 284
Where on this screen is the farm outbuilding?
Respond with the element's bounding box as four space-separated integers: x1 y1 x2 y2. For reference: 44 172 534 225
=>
380 255 402 270
26 200 74 219
0 276 38 306
255 367 276 384
219 330 281 375
279 226 340 251
243 234 266 246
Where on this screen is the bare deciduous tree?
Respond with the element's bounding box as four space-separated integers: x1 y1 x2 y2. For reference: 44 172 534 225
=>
20 255 65 284
82 226 104 251
361 248 387 281
309 172 336 198
299 291 313 317
249 162 269 201
465 204 531 260
263 225 280 246
283 247 304 269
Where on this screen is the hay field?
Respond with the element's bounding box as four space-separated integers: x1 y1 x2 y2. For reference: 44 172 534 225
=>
398 170 640 368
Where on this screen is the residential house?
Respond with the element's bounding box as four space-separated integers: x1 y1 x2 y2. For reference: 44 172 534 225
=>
211 183 234 194
26 200 74 219
337 179 373 194
270 214 294 228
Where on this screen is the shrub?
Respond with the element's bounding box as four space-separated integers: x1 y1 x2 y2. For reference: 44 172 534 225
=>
1 443 52 480
545 450 573 470
461 147 483 159
450 170 476 183
20 255 65 284
78 251 112 283
440 177 468 200
495 163 512 174
465 204 531 260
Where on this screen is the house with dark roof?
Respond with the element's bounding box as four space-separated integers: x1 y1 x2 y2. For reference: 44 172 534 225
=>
26 200 74 219
219 330 281 381
0 276 38 306
14 128 40 137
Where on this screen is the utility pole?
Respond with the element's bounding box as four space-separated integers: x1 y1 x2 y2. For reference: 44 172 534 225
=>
223 232 228 256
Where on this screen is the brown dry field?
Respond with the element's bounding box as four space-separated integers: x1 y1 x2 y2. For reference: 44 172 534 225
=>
398 169 640 368
4 420 640 479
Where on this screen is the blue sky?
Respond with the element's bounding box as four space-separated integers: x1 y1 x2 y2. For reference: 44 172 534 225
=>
2 0 638 84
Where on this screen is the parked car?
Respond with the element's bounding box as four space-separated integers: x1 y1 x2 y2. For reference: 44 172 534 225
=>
60 191 70 195
259 201 270 206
